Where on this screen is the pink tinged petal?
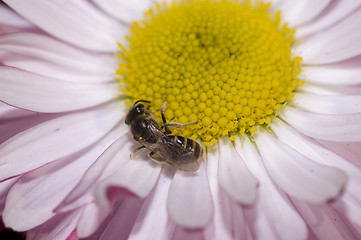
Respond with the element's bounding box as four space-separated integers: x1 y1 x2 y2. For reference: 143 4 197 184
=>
0 33 117 83
93 0 152 23
0 177 19 214
3 0 126 52
0 67 119 113
0 5 34 28
300 82 361 96
235 135 308 240
2 123 126 231
84 199 145 240
270 118 361 229
303 65 361 85
55 133 131 213
254 127 347 203
298 9 361 64
26 209 83 240
128 166 175 240
279 0 331 27
95 154 162 208
0 102 125 181
218 138 258 205
280 106 361 142
292 93 361 114
0 102 35 119
204 149 247 240
296 0 361 38
292 200 361 240
167 162 213 229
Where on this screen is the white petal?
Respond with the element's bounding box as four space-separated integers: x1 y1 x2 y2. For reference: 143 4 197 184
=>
0 33 117 83
298 9 361 64
3 0 126 52
128 167 174 240
296 0 361 38
26 210 82 240
0 67 118 113
204 148 247 240
0 101 35 119
0 5 34 28
270 118 361 229
292 92 361 114
93 0 152 23
95 153 162 208
0 102 125 181
254 127 347 203
279 106 361 142
55 132 130 213
300 82 361 96
0 177 19 214
303 65 361 85
167 162 213 229
236 135 308 240
218 138 258 205
2 123 125 231
279 0 331 27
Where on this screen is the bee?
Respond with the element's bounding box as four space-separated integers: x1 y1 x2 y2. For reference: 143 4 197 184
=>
125 100 203 172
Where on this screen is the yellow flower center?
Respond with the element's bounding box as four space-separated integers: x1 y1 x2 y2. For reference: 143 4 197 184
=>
117 0 303 146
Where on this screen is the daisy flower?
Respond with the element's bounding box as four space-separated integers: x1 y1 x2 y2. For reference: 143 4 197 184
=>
1 0 361 239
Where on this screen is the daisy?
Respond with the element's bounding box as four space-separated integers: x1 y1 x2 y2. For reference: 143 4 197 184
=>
1 0 361 239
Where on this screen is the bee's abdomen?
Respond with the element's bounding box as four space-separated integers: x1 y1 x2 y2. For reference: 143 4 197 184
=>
169 135 202 159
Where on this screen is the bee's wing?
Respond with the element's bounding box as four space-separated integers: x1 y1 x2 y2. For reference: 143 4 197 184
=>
169 159 200 172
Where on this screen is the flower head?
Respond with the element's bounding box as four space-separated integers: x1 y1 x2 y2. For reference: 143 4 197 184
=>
1 0 361 239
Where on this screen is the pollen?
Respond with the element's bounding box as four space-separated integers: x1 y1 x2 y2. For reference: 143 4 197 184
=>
118 0 303 145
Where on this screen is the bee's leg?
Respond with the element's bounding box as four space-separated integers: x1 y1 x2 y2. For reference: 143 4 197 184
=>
134 99 151 105
149 149 166 163
160 102 172 134
131 145 146 158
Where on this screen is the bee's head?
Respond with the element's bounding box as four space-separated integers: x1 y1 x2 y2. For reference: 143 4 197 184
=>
125 103 146 125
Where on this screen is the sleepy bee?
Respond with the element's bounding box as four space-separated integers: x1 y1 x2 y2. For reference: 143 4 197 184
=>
125 100 203 172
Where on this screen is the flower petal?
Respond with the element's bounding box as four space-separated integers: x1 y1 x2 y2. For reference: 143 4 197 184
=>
296 0 361 38
167 162 213 229
92 0 152 23
0 33 117 83
0 102 35 119
254 127 347 203
0 5 34 28
279 106 361 142
0 177 18 214
26 209 82 240
2 123 125 231
0 67 118 113
0 102 125 181
236 135 308 240
128 166 174 240
270 118 361 229
218 138 258 205
95 152 162 208
3 0 126 52
55 133 130 213
292 92 361 114
303 65 361 85
299 9 361 64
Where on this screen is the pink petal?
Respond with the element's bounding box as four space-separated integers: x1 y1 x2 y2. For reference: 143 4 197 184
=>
236 135 308 240
0 177 19 214
4 0 126 52
254 127 347 203
0 33 117 83
218 138 258 205
0 102 35 119
167 162 213 229
55 133 133 213
299 9 361 64
280 106 361 142
0 102 124 181
204 149 247 240
303 65 361 85
279 0 331 27
92 0 152 23
0 67 118 113
128 167 174 240
2 123 125 231
293 93 361 114
0 5 34 29
296 0 361 38
95 153 162 208
26 209 83 240
270 118 361 229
